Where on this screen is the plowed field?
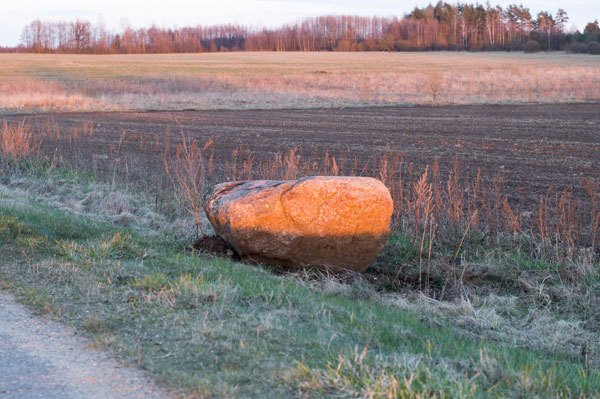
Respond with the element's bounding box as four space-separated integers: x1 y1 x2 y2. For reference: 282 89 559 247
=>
7 103 600 207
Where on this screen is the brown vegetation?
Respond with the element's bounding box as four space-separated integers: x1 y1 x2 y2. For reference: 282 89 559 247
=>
0 119 40 158
164 127 207 237
2 53 600 113
1 115 598 268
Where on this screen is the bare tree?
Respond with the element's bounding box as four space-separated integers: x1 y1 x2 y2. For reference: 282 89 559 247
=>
70 19 91 52
16 4 580 54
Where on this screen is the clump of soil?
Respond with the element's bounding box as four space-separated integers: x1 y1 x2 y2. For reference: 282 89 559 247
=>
193 235 236 258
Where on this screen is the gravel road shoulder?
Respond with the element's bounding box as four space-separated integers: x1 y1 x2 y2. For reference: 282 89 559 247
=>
0 291 171 399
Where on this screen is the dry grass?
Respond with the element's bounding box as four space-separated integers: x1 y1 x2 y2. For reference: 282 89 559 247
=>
2 116 596 259
0 119 41 158
2 55 600 397
157 128 600 266
2 118 598 321
2 117 597 261
0 80 107 112
1 98 600 399
164 127 207 238
2 172 600 398
1 52 600 113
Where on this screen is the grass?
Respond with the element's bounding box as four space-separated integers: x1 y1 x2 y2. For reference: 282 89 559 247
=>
1 161 600 398
1 52 600 113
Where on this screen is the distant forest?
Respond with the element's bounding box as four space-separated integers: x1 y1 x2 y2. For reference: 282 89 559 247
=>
14 2 600 54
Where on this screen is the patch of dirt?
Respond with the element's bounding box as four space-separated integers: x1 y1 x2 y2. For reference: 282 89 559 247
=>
192 235 235 257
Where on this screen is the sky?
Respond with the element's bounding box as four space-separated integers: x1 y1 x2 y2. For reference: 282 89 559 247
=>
1 0 598 46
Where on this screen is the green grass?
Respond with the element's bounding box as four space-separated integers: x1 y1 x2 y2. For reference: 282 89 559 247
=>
1 178 599 398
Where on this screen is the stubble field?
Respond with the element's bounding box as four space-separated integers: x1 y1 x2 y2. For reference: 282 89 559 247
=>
2 52 600 112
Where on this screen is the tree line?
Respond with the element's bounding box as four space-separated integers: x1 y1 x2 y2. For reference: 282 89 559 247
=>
16 3 600 54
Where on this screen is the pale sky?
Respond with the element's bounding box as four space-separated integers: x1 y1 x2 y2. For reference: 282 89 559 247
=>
1 0 598 46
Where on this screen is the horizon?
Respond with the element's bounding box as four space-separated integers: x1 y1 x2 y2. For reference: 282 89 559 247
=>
1 0 599 47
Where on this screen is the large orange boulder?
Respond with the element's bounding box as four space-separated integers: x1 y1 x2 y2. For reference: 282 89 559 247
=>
204 176 393 272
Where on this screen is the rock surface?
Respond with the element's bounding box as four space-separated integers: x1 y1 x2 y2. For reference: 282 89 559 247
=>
204 176 393 272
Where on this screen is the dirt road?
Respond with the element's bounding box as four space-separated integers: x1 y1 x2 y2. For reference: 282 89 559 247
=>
0 292 170 399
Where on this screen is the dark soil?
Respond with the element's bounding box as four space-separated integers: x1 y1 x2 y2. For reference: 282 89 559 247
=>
6 103 600 208
192 235 235 257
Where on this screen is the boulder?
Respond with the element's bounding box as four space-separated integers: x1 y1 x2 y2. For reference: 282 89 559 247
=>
204 176 393 272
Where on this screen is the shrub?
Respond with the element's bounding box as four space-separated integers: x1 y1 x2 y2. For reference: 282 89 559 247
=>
569 42 589 54
589 41 600 55
524 40 541 53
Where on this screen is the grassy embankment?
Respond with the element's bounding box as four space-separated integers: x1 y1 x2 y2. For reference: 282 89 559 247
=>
1 52 600 113
1 159 600 398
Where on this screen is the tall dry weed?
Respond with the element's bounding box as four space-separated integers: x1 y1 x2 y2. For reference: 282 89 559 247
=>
0 120 41 159
3 117 596 265
164 128 207 238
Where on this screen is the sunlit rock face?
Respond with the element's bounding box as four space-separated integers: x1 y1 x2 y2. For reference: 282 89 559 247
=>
204 176 393 273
